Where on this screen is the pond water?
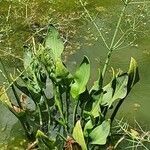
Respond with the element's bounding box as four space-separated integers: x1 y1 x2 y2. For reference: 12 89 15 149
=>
0 0 150 149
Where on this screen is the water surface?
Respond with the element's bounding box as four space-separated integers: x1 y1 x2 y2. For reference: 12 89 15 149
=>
0 0 150 148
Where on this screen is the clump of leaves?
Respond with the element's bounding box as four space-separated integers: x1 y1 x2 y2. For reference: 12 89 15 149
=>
0 25 139 149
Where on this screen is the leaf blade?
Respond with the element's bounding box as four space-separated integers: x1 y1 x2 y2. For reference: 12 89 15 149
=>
89 120 110 145
73 120 87 150
45 25 64 60
70 56 90 99
128 57 139 90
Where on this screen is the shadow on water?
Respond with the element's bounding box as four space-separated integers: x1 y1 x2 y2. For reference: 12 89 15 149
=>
0 0 150 148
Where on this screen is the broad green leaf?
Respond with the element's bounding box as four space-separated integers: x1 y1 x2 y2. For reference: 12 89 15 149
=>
36 130 56 149
101 83 114 106
111 74 128 103
89 120 110 145
70 56 90 99
101 68 116 106
45 25 64 60
84 119 93 137
101 73 128 107
90 69 103 94
90 94 102 118
90 80 99 93
73 120 87 150
128 57 139 91
0 86 12 108
55 58 69 78
23 49 32 69
90 105 100 118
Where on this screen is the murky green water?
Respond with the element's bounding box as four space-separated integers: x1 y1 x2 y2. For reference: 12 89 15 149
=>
0 0 150 149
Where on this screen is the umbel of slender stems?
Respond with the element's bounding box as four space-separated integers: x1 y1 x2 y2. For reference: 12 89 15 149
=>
80 0 130 121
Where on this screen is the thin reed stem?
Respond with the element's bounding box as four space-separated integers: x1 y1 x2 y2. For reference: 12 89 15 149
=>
102 0 128 79
79 0 109 50
0 49 23 61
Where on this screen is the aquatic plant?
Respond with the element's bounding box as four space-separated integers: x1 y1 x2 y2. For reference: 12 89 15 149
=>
0 0 143 149
0 24 139 149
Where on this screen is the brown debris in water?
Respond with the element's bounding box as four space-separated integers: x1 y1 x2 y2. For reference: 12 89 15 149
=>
64 136 82 150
